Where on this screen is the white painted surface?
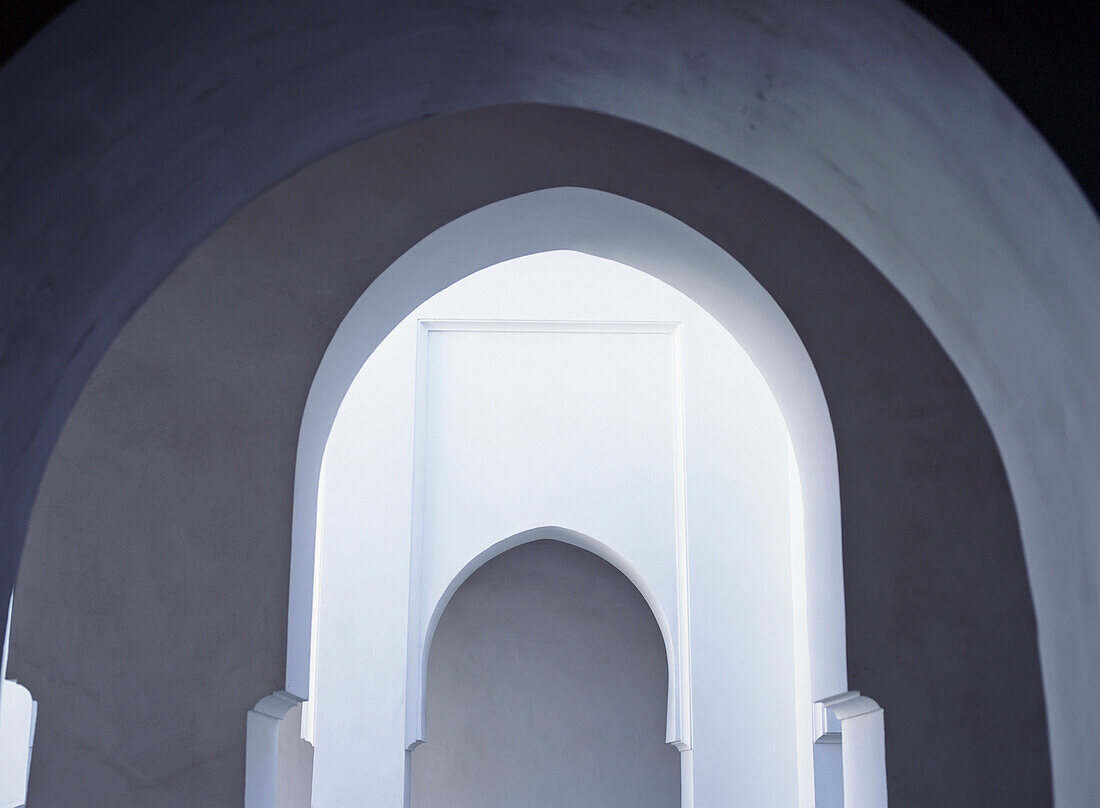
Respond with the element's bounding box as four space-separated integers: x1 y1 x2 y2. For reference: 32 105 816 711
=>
813 691 888 808
1 599 35 808
306 250 835 806
244 692 312 808
842 709 888 808
411 323 687 746
288 189 846 717
0 680 35 808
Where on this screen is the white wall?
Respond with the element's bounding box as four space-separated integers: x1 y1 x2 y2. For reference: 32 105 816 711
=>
310 251 811 806
0 681 35 808
1 598 35 808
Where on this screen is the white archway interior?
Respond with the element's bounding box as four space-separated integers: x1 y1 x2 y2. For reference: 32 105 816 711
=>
288 189 845 701
314 248 805 806
264 189 879 807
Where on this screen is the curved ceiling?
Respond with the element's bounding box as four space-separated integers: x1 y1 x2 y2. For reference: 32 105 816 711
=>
4 1 1096 210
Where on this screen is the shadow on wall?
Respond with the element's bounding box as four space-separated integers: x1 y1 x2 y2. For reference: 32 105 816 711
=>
411 539 680 808
10 105 1049 808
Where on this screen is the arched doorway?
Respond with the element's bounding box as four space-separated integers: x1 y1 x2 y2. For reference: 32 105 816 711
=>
412 539 680 808
273 216 879 806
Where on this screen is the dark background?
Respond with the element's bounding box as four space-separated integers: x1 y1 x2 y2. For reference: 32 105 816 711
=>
3 1 1098 213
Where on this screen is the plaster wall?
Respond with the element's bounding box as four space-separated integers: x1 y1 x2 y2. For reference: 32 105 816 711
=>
411 539 680 808
0 680 35 808
2 10 1097 806
0 601 35 808
9 105 1049 807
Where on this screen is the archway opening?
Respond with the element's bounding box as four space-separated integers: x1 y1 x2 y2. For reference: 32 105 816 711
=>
412 539 680 807
299 228 850 806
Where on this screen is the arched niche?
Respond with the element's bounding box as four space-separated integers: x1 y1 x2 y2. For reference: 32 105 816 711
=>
422 527 679 753
283 209 869 807
288 187 846 710
412 537 681 808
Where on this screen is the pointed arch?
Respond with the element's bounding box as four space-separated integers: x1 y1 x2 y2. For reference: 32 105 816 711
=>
288 187 846 721
418 526 679 747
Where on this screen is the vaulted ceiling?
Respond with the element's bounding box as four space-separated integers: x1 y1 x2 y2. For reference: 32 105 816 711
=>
4 1 1097 211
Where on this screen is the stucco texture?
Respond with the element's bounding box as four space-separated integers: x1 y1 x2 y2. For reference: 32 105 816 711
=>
2 1 1096 805
11 104 1050 806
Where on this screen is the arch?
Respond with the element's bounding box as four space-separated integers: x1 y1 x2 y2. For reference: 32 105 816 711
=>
2 1 1091 799
288 187 846 716
301 236 838 806
1 595 36 806
411 536 681 808
10 102 1050 807
419 526 679 748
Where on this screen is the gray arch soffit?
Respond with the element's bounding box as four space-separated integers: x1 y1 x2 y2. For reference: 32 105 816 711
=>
0 0 1095 803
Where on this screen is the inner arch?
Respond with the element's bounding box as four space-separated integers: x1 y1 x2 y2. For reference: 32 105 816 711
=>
411 538 681 808
420 526 679 747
